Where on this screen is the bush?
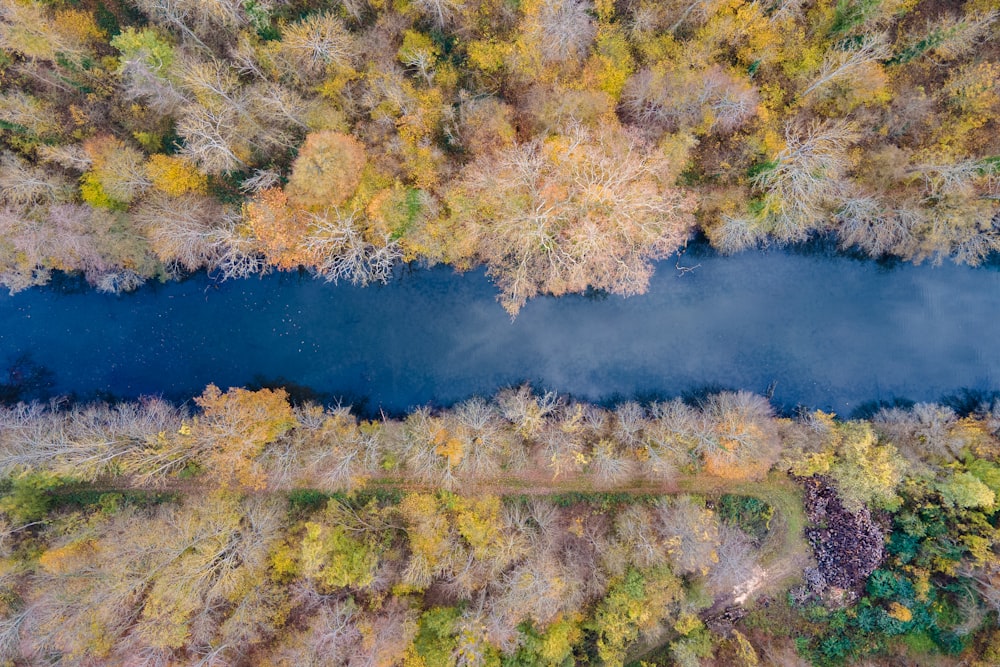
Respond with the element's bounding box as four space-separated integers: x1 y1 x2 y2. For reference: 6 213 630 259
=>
717 494 774 543
0 472 65 524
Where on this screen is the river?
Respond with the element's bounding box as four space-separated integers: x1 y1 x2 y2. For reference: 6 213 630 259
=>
1 241 998 417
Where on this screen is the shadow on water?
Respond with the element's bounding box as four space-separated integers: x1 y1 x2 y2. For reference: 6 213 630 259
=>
848 389 1000 420
46 272 93 295
247 375 373 415
939 388 1000 416
679 232 906 272
849 397 917 420
680 384 737 408
977 251 1000 272
0 353 56 403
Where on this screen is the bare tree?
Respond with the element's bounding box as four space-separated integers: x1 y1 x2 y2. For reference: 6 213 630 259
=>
749 119 859 241
276 13 358 84
622 65 758 135
304 210 403 286
0 153 74 206
411 0 467 31
707 526 764 600
496 385 560 437
526 0 597 64
836 195 917 257
800 34 890 99
655 496 720 576
133 0 249 48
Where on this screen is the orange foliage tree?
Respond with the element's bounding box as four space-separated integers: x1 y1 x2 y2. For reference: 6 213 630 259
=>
241 187 311 269
191 384 298 489
286 131 367 209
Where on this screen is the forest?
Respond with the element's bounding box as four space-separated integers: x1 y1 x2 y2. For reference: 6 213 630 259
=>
0 0 997 313
1 385 1000 665
3 0 1000 664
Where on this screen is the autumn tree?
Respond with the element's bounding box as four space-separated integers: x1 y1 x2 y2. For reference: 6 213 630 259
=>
274 12 358 86
447 124 697 315
593 566 684 667
16 492 284 663
297 500 387 591
286 131 367 209
697 391 781 480
789 413 907 512
189 385 298 489
0 1 102 66
80 136 151 208
240 187 313 270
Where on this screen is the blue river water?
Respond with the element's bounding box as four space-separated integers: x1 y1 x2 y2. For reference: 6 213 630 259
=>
1 243 998 417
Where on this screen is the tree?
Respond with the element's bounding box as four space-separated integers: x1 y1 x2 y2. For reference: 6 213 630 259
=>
936 472 995 510
398 493 456 590
262 598 362 666
175 91 251 174
707 525 764 601
0 152 74 207
241 187 312 270
447 124 697 315
130 493 284 655
191 385 298 489
411 0 467 31
613 504 671 569
799 34 890 100
622 64 759 135
303 208 403 286
791 418 907 512
145 154 207 196
521 0 596 66
111 26 186 115
174 57 304 175
81 136 151 208
457 96 517 157
718 119 859 250
134 191 233 273
132 0 249 48
655 496 720 576
697 391 780 480
592 566 684 667
496 386 560 436
0 1 102 65
299 519 380 591
286 131 367 209
835 194 916 257
18 492 283 662
275 13 357 85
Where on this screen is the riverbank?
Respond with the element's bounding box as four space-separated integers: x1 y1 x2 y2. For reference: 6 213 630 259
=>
1 386 999 665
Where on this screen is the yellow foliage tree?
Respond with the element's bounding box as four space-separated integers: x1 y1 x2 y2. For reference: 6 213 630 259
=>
145 154 207 196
